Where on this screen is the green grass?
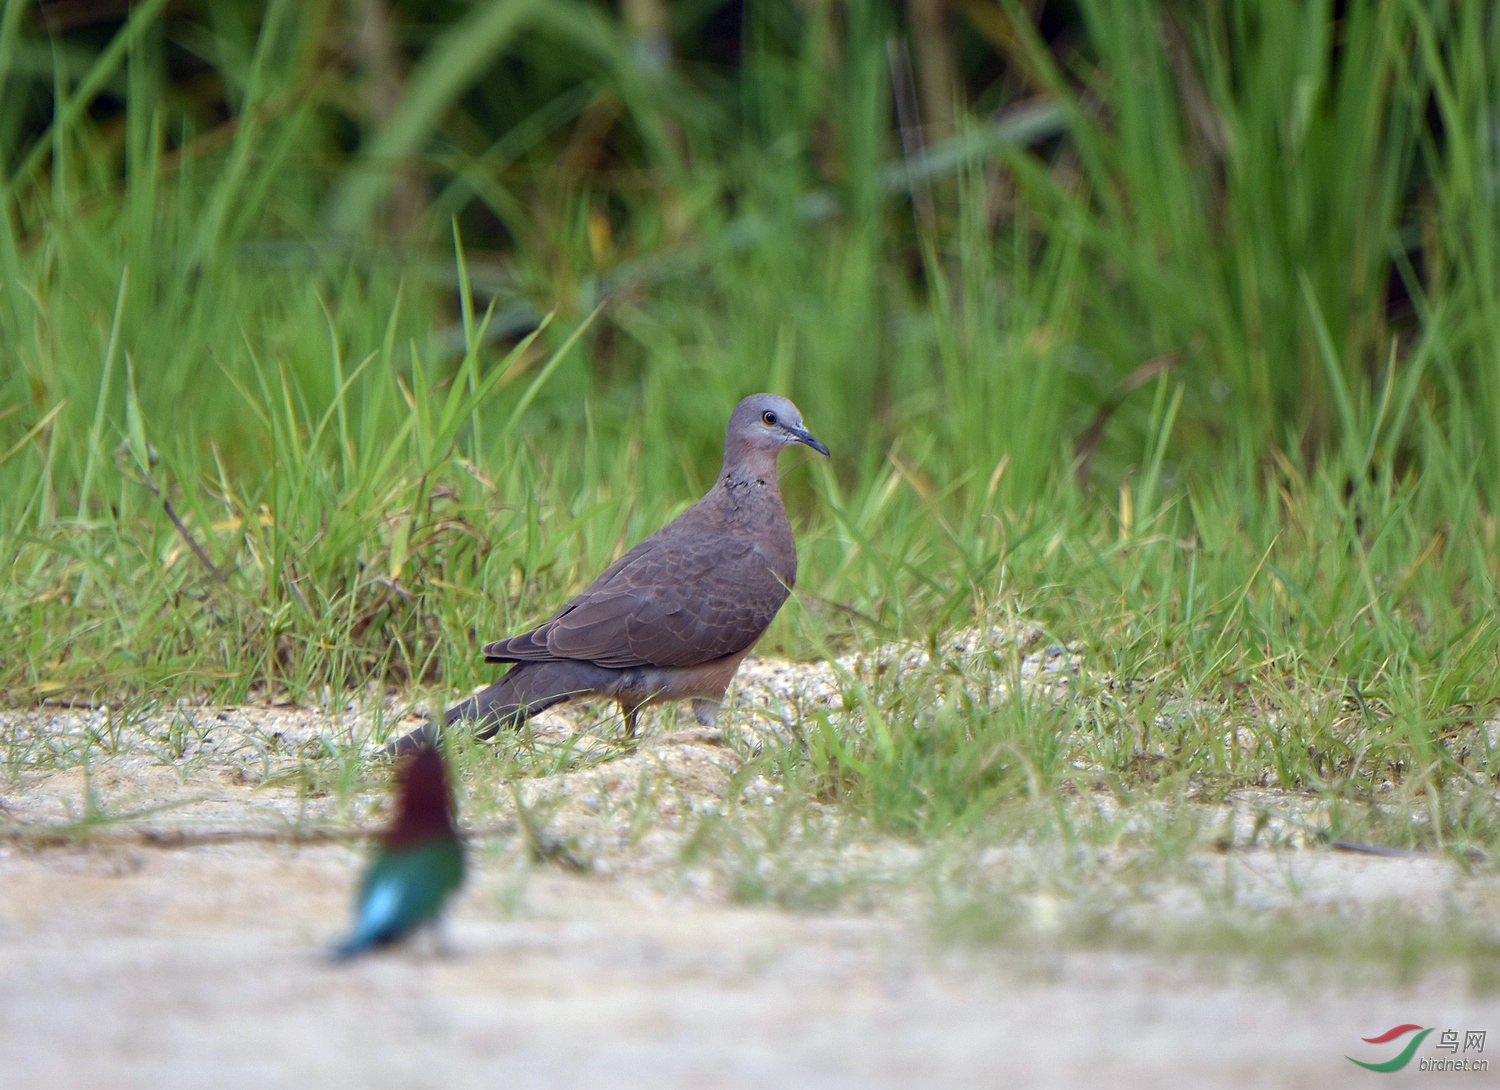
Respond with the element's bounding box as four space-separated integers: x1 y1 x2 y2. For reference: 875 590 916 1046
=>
3 0 1500 972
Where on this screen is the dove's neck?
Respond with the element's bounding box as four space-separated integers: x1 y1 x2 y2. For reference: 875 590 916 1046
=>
718 442 783 492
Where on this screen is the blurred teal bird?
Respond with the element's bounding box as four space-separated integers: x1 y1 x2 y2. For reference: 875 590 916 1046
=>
331 742 466 960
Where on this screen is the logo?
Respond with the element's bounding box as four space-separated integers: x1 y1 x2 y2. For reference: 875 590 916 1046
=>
1347 1025 1432 1072
1347 1025 1489 1073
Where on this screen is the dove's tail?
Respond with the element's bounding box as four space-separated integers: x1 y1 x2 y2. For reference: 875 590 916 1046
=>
387 661 618 757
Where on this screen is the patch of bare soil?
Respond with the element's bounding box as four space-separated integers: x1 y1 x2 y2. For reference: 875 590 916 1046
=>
3 646 1499 1088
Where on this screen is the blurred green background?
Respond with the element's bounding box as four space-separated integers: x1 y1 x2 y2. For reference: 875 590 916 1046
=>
2 0 1497 726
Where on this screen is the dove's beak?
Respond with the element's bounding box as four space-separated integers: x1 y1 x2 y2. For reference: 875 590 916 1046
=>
790 426 829 458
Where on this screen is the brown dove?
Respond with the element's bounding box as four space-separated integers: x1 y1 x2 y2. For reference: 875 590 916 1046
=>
397 394 827 753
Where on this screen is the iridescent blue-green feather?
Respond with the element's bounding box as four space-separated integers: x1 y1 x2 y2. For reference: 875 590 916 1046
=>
332 838 465 958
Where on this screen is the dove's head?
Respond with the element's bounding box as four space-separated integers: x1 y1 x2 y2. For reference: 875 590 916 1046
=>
724 394 829 468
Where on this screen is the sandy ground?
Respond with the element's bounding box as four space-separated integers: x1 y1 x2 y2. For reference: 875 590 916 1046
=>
4 661 1500 1088
6 842 1498 1090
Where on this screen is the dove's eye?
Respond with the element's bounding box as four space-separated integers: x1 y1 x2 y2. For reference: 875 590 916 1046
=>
761 411 778 426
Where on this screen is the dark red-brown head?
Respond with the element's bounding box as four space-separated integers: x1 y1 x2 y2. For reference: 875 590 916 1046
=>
384 743 458 851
